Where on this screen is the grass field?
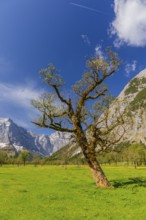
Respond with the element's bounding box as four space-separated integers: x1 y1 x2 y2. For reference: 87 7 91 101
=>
0 165 146 220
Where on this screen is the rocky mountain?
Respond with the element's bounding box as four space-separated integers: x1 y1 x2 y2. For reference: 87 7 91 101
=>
48 68 146 162
1 68 146 158
49 132 72 153
117 68 146 145
0 118 70 156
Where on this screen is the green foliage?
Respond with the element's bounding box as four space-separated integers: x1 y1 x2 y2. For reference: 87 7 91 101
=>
19 150 31 166
125 78 140 95
44 142 146 168
32 153 41 166
1 166 146 219
125 77 146 95
46 144 85 165
130 88 146 111
0 145 17 158
72 49 120 97
40 64 64 87
32 48 122 140
0 150 7 166
141 77 146 84
97 143 146 167
2 142 146 168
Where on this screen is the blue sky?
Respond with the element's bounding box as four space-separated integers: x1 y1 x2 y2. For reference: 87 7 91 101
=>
0 0 146 134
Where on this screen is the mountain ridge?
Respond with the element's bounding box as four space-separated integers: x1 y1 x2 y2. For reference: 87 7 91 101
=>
0 68 146 157
118 68 146 145
48 68 146 162
0 117 70 156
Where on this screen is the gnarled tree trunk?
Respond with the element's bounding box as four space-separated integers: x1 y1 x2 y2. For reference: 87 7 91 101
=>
74 124 111 188
82 147 111 188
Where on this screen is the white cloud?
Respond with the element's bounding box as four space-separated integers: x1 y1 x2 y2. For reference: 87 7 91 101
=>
0 82 42 129
110 0 146 47
81 34 91 45
95 45 104 58
0 83 40 108
125 60 137 77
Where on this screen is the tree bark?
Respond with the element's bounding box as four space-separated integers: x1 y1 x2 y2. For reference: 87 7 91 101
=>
83 148 111 188
72 116 111 188
89 160 111 188
77 137 111 188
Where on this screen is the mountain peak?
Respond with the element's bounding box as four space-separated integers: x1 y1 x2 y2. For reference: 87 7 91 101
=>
0 117 70 156
0 117 14 127
0 117 12 122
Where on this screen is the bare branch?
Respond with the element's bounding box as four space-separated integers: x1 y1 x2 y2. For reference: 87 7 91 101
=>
75 80 101 117
32 121 76 133
75 50 120 118
52 85 69 105
47 111 68 118
86 89 107 100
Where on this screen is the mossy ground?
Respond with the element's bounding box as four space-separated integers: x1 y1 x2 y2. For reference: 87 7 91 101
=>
0 165 146 220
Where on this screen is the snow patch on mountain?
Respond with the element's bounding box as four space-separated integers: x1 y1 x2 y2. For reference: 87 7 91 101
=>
0 118 70 155
50 132 72 153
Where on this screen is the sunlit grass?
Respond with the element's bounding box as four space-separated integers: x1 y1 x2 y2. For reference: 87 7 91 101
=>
0 165 146 220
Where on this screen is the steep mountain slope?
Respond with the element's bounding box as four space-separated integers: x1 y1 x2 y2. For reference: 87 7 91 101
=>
117 68 146 145
1 69 146 158
0 118 70 156
49 68 146 162
0 118 37 152
49 132 72 153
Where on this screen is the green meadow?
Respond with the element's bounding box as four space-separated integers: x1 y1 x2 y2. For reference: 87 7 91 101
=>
0 165 146 220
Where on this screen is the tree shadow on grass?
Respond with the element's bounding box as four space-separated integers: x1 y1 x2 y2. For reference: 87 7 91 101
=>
112 177 146 188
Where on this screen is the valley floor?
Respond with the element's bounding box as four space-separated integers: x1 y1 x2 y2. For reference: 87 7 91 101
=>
0 165 146 220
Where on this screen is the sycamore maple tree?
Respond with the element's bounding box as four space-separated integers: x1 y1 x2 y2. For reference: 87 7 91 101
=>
32 49 129 188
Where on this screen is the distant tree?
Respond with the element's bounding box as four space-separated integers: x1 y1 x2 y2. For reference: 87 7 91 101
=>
109 151 120 165
0 150 7 166
40 158 47 166
15 155 23 166
126 144 146 168
32 153 41 166
19 150 30 166
32 49 129 188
